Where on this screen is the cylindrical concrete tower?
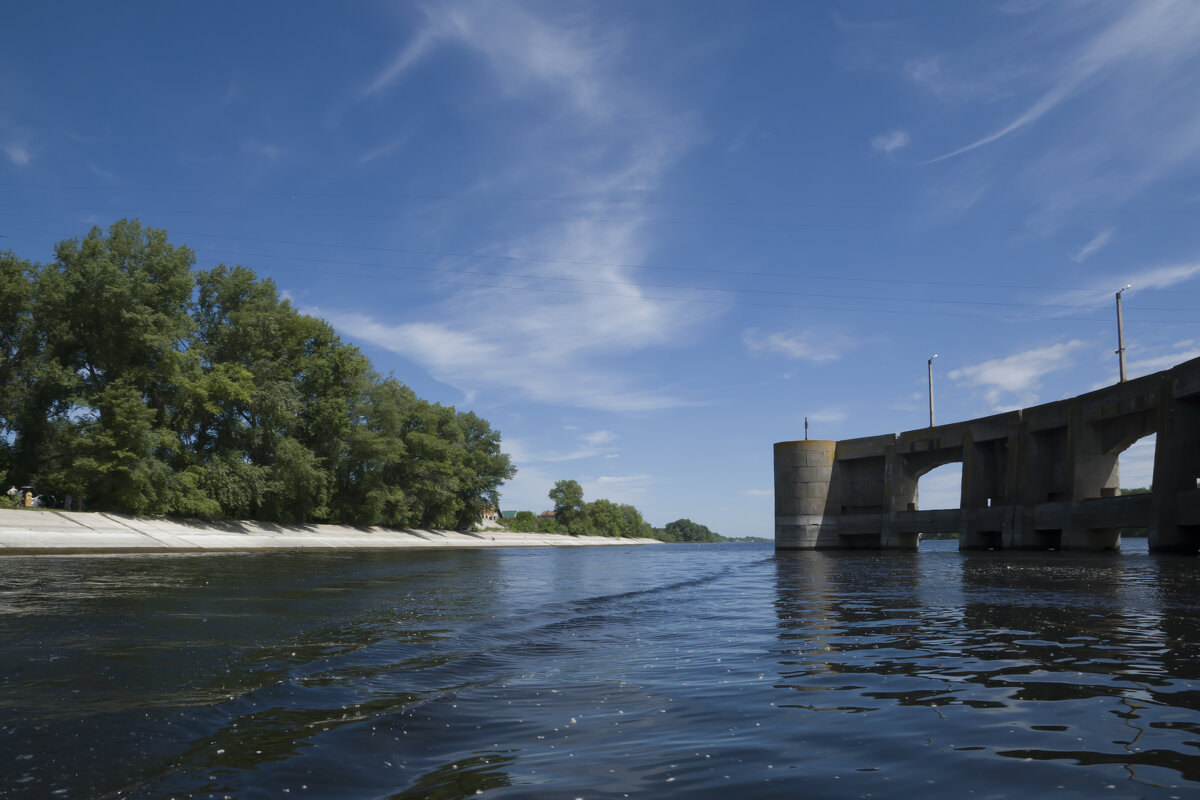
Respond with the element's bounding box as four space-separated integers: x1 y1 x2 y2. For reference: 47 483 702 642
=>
774 440 836 549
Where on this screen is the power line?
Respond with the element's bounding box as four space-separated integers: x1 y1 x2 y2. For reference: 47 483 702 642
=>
11 216 1200 297
195 245 1132 313
3 200 1198 236
2 180 1198 220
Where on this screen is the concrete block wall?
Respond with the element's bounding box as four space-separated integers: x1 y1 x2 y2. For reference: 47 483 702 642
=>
776 355 1200 553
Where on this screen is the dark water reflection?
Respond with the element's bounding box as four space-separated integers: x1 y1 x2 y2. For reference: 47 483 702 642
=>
773 544 1200 796
2 542 1200 798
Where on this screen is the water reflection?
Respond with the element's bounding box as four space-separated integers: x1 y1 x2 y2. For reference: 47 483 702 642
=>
6 544 1200 798
772 545 1200 791
390 752 517 799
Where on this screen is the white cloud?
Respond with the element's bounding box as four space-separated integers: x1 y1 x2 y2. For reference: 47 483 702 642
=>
807 408 848 424
329 2 712 412
4 143 31 166
1125 346 1200 381
1090 344 1200 390
1124 261 1200 291
476 429 617 469
241 140 284 161
928 1 1200 164
581 430 615 446
948 339 1086 406
354 137 410 167
1071 229 1114 262
871 129 910 154
363 23 444 96
742 329 856 362
1047 259 1200 313
89 164 118 183
905 56 942 90
594 473 652 485
588 473 654 505
363 3 617 120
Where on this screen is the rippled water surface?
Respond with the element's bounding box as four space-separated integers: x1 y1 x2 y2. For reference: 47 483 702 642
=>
4 540 1200 798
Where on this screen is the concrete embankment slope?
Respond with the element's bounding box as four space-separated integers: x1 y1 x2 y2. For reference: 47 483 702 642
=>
0 508 661 554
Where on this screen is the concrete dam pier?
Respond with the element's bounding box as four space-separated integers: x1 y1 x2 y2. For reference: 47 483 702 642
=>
775 356 1200 553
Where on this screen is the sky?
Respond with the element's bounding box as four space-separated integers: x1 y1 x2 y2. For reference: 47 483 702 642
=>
4 1 1200 536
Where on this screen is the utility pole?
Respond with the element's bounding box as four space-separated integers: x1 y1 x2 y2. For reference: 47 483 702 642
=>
804 416 808 440
1116 285 1131 383
928 354 938 428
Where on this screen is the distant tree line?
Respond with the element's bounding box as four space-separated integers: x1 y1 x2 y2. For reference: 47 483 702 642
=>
498 479 726 542
0 220 515 527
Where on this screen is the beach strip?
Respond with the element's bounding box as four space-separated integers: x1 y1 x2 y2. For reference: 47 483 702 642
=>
0 508 660 554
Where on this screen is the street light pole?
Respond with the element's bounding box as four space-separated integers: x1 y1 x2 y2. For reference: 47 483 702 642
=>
1116 285 1131 383
928 354 938 428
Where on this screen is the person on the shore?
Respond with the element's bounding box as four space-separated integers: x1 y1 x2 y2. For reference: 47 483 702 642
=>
64 494 72 511
24 490 34 508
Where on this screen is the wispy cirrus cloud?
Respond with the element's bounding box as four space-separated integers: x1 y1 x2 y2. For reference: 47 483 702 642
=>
871 129 910 154
925 0 1200 173
807 407 848 424
581 430 616 447
362 23 445 97
1092 341 1200 387
240 140 284 161
742 328 857 363
354 136 410 167
1072 229 1114 262
333 2 711 412
948 339 1087 407
1045 258 1200 313
363 3 615 120
501 429 619 464
4 142 31 166
587 473 654 505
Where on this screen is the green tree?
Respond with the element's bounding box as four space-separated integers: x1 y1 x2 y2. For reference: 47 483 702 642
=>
508 510 538 532
1 220 519 529
0 250 35 481
329 375 410 526
660 518 724 542
451 410 516 530
549 479 585 531
27 220 198 511
585 498 654 539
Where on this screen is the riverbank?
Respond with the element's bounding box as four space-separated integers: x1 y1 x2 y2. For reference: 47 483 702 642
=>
0 508 661 554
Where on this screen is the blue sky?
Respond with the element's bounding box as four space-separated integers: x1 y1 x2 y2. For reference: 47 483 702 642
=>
4 1 1200 536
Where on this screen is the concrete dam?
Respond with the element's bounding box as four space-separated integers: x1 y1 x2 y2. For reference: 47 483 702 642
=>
774 356 1200 553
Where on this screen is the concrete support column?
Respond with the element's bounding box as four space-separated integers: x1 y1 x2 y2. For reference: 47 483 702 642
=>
1150 389 1200 552
881 449 918 549
774 440 837 549
1064 405 1121 550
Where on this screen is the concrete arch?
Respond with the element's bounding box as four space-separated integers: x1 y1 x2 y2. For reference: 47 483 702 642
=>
775 356 1200 553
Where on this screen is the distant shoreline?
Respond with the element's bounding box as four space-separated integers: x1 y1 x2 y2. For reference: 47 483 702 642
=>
0 508 661 555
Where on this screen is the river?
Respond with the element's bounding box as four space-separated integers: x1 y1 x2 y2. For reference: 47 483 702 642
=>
2 540 1199 798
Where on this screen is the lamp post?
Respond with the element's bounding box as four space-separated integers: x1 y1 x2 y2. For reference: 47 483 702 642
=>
1116 285 1131 383
928 354 938 428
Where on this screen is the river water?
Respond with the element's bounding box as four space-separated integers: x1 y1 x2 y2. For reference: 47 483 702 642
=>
2 540 1200 799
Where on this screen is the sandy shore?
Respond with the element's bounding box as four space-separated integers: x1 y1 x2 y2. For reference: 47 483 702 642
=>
0 508 661 554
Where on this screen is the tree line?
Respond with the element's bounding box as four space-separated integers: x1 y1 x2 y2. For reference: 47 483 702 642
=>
499 479 726 542
0 220 515 528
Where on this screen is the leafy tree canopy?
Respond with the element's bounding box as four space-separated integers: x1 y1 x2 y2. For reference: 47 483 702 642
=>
659 518 724 543
0 220 516 529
